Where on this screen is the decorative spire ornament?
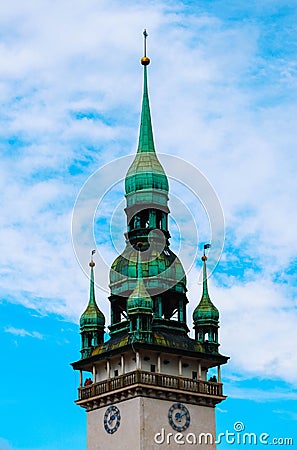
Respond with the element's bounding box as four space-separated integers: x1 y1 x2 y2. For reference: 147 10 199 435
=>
193 244 220 353
79 250 105 358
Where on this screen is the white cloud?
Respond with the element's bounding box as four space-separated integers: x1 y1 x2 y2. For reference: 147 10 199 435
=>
0 0 296 388
186 267 297 384
217 407 228 413
272 409 297 421
4 326 43 340
225 385 297 402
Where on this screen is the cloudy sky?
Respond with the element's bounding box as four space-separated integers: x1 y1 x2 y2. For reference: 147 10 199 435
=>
1 0 297 449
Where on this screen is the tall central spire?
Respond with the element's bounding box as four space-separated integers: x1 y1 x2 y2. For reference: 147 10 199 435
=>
111 29 187 337
124 29 169 201
138 30 155 153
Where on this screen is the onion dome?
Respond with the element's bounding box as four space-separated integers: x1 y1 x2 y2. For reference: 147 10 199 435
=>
80 260 105 329
110 245 186 296
193 254 219 325
125 153 169 195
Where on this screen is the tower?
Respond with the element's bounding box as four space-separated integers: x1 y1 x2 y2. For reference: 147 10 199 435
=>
71 31 229 450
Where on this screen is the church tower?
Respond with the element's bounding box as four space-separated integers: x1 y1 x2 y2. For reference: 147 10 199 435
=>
71 31 229 450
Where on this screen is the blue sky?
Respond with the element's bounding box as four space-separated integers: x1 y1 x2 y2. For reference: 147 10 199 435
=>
1 0 297 449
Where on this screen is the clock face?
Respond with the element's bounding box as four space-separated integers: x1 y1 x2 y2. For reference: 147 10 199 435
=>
104 405 121 434
168 403 190 432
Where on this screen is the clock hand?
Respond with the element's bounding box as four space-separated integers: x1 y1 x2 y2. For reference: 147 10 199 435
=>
175 411 187 422
108 414 116 425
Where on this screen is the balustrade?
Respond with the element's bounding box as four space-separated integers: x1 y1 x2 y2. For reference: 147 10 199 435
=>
78 370 222 400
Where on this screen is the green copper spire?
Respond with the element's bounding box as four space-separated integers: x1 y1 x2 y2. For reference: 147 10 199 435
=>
193 247 219 325
193 245 220 353
202 253 209 298
125 30 169 198
80 252 105 358
110 31 187 339
138 29 154 153
80 260 105 328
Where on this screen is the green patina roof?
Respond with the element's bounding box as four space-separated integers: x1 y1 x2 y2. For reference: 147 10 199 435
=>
125 64 169 196
110 246 186 295
91 330 204 356
80 263 105 329
127 249 153 314
193 258 219 324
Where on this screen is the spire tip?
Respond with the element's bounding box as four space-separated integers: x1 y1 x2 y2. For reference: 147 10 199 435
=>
89 249 96 267
202 243 211 261
141 28 150 65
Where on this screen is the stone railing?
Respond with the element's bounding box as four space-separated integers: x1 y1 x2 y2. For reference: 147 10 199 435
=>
78 370 223 400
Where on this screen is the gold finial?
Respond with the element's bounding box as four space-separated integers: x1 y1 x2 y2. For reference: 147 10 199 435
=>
141 29 150 66
89 249 96 267
202 243 211 261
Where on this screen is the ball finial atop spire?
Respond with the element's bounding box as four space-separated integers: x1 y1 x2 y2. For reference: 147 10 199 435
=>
202 243 211 261
141 29 150 66
89 249 96 267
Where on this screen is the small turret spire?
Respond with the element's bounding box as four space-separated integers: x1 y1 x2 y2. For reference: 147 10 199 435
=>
127 242 153 342
129 242 150 302
79 250 105 358
193 244 220 353
89 249 96 306
202 243 211 299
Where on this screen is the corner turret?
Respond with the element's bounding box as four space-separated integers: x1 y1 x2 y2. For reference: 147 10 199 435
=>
193 244 219 354
80 251 105 358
